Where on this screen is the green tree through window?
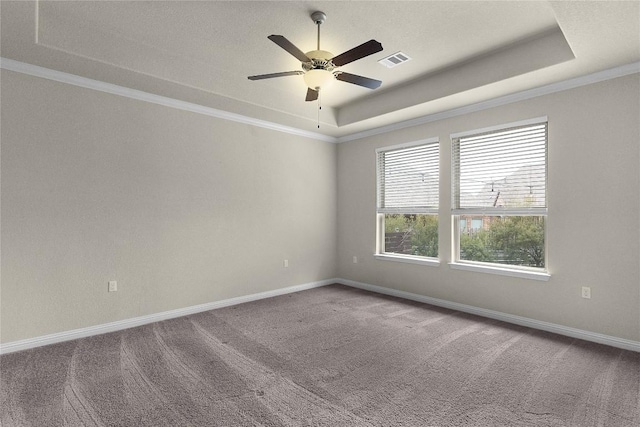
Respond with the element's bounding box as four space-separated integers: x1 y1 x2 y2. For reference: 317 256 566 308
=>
459 216 544 268
384 214 438 258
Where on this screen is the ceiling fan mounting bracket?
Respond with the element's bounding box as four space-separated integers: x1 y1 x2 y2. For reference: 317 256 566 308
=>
310 11 326 25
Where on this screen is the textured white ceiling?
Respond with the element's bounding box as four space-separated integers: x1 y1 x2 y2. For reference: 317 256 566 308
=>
2 1 639 137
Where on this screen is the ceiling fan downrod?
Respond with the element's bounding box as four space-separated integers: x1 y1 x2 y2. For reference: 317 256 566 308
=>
311 11 326 51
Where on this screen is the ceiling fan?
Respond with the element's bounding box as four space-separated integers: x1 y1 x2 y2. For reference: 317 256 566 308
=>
248 11 383 102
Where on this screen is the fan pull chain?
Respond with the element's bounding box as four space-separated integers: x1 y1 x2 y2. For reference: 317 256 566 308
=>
317 90 322 129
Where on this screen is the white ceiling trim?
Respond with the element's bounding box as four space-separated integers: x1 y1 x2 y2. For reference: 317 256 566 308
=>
0 57 337 143
2 57 638 145
337 61 640 143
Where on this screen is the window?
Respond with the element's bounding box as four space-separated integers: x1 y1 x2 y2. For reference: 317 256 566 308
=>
451 118 548 276
376 138 439 263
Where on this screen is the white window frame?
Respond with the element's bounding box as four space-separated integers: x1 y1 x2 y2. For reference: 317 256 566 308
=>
450 117 550 281
375 137 440 266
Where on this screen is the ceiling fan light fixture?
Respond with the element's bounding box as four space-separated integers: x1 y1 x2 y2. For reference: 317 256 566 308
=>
247 10 383 108
303 69 334 90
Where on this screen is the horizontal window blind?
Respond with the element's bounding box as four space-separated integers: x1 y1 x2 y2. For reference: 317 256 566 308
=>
377 142 439 214
452 122 547 213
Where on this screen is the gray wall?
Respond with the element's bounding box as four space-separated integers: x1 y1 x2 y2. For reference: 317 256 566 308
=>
337 75 640 342
2 69 639 345
1 70 337 343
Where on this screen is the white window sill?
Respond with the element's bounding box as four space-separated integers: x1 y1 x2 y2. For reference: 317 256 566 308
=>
374 253 440 267
449 262 550 281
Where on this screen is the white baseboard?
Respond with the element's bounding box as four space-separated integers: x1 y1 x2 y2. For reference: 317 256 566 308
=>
3 278 638 354
336 278 640 353
0 278 337 355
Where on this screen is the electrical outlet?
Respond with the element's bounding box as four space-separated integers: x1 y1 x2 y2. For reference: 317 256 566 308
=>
353 256 358 264
283 259 289 268
108 280 118 292
581 286 591 299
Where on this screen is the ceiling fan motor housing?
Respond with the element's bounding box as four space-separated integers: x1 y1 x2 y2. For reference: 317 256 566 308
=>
302 50 335 72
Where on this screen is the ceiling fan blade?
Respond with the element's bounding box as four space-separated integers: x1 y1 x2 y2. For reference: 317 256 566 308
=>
335 72 382 89
305 88 319 102
331 39 383 67
268 35 311 63
248 71 304 80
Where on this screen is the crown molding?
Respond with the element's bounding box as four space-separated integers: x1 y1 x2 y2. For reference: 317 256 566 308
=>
0 57 338 144
2 57 638 145
336 61 640 143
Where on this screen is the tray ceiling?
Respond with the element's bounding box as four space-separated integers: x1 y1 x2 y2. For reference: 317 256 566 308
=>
1 1 639 137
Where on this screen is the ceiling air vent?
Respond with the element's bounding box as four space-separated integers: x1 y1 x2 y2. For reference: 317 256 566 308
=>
378 52 411 68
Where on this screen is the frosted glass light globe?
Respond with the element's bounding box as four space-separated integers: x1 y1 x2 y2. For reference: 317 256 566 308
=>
303 69 334 90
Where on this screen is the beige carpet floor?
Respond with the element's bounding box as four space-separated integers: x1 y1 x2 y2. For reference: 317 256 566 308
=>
1 284 639 426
